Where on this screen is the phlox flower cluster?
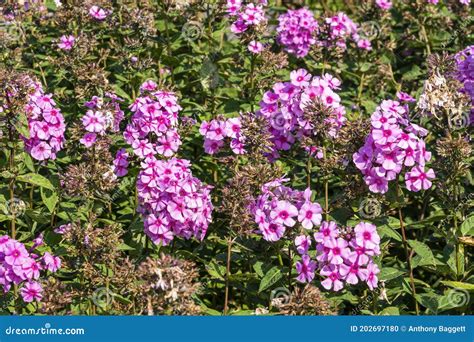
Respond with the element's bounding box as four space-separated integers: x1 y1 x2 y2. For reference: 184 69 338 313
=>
323 12 371 51
257 69 346 160
276 7 318 58
80 93 124 148
295 221 381 291
0 235 61 302
249 178 322 242
455 45 474 123
353 100 435 194
22 79 66 161
226 0 267 34
137 157 213 246
199 117 244 155
124 80 182 159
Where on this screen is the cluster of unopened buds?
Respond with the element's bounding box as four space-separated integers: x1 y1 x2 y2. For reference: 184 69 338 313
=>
22 79 66 161
353 99 435 194
137 157 213 246
80 93 124 148
0 235 61 302
257 68 346 160
295 221 381 291
226 0 267 34
250 178 323 242
199 116 244 155
124 80 182 159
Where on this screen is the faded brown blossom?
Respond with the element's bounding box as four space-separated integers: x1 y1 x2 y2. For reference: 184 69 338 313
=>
60 129 117 198
416 53 470 129
133 254 201 315
274 285 335 316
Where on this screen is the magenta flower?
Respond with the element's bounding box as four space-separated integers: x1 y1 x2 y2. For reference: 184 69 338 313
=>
57 35 75 50
113 149 129 177
42 252 61 273
314 221 339 243
375 0 392 10
354 222 380 250
360 262 380 290
372 124 401 146
296 255 317 283
270 200 298 227
248 40 264 54
80 133 97 148
320 265 344 291
89 5 108 20
295 235 311 255
20 281 43 302
405 166 435 192
326 238 351 265
81 110 106 133
4 241 28 266
339 262 365 285
297 201 322 229
261 222 285 242
290 69 311 87
30 142 52 161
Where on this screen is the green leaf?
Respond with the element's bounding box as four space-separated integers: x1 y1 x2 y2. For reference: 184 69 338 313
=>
379 267 405 281
13 112 30 138
17 173 54 190
440 281 474 291
408 240 436 267
253 261 264 278
117 243 135 251
460 215 474 236
258 266 282 293
40 188 58 213
379 307 400 315
378 224 402 242
206 261 226 280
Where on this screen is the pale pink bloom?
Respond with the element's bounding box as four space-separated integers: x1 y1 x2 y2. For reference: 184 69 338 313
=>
89 5 108 20
20 281 43 302
248 40 264 54
57 35 75 50
80 133 97 148
297 202 322 229
270 200 298 227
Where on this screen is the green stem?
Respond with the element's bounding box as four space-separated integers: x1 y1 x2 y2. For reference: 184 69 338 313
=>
396 182 420 315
